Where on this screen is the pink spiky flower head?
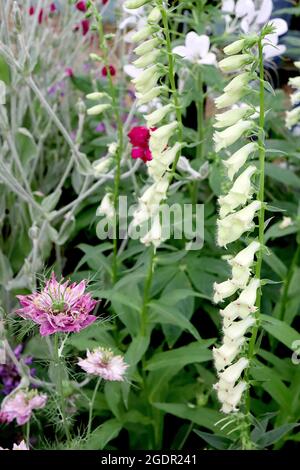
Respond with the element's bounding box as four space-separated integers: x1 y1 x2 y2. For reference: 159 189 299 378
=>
0 389 47 426
78 348 128 381
0 440 28 451
16 273 97 336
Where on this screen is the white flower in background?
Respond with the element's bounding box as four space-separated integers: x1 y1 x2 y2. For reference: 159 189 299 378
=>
92 156 112 176
177 157 210 181
96 193 115 220
87 104 111 116
173 32 216 65
286 66 300 129
120 3 147 43
279 216 293 229
222 0 288 59
286 107 300 130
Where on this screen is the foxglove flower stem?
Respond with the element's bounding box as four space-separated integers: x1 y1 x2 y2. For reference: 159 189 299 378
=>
140 245 155 336
157 0 183 182
196 68 204 161
245 37 266 413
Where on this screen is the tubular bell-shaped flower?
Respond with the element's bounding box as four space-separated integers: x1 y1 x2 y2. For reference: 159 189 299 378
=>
218 165 256 218
286 62 300 129
212 28 270 415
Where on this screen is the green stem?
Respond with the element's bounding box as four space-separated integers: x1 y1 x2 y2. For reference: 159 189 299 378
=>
192 68 204 204
140 246 155 336
87 377 102 438
158 1 183 183
25 420 30 449
196 68 204 161
54 334 71 444
245 37 266 422
92 3 123 284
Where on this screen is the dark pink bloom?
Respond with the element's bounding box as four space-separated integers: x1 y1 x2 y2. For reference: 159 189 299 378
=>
0 390 47 426
81 19 90 35
50 3 57 13
38 8 43 24
102 0 109 4
76 1 87 12
101 65 116 77
128 126 153 162
29 6 35 15
128 126 150 148
65 67 74 77
131 147 152 163
16 273 97 336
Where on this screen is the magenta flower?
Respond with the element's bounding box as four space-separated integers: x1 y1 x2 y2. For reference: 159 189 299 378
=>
78 348 128 381
76 1 87 12
65 67 74 78
0 389 47 426
81 19 90 36
16 273 97 336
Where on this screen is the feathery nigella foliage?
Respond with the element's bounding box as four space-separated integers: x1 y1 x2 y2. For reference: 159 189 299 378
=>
212 25 275 422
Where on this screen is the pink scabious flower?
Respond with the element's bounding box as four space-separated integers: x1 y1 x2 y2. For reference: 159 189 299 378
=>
0 389 47 426
78 348 128 381
16 273 97 336
0 440 29 451
102 0 109 4
128 126 153 163
13 441 29 450
101 65 116 77
76 1 87 12
29 6 35 15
